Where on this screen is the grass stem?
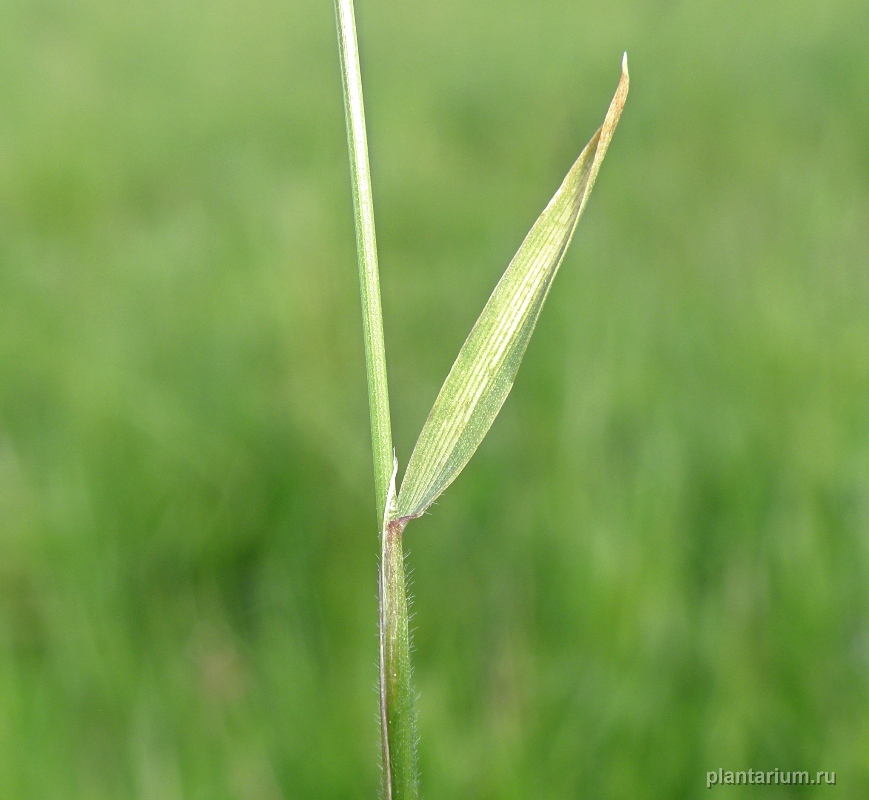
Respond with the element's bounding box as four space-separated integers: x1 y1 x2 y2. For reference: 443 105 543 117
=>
334 2 418 797
334 0 393 524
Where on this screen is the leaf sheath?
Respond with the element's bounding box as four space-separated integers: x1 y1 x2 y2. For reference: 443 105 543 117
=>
379 515 417 800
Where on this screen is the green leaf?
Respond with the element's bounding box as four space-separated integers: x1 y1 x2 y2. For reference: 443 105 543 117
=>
395 55 629 522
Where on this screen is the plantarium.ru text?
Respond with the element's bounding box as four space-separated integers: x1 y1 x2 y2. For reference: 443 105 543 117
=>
707 769 836 787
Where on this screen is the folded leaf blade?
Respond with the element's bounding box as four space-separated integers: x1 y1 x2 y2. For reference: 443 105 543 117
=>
395 56 629 522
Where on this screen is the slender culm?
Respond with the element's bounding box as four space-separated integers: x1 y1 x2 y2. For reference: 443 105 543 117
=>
334 0 393 523
334 2 419 797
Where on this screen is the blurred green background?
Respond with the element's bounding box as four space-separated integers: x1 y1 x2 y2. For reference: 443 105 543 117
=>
1 0 868 797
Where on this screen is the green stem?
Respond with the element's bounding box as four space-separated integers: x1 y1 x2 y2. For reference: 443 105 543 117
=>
379 519 418 800
334 2 418 798
334 0 393 523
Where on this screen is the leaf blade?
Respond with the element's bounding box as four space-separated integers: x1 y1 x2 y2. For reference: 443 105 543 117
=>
395 55 629 521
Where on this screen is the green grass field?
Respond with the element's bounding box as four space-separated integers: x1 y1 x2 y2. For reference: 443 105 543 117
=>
1 0 868 797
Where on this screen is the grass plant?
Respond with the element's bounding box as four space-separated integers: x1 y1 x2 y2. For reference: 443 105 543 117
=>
2 0 868 796
334 2 627 795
